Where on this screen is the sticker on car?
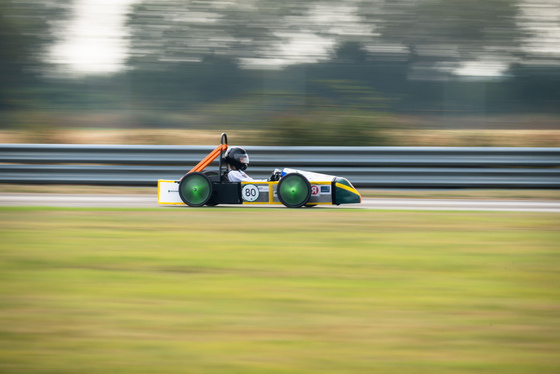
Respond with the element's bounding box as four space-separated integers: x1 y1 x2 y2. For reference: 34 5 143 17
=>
311 185 320 196
241 184 260 202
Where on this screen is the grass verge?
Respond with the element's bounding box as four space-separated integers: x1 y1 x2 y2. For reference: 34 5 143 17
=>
0 208 559 373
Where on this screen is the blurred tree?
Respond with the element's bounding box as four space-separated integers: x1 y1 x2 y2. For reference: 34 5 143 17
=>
378 0 524 57
0 0 71 111
266 78 394 145
126 0 380 70
128 0 527 69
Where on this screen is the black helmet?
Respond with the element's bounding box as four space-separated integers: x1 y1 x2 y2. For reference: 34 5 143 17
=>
224 147 249 171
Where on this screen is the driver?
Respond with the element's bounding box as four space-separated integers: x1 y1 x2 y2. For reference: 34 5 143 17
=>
224 147 255 182
224 147 282 182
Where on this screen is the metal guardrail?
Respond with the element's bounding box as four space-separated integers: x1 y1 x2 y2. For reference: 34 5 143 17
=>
1 144 559 188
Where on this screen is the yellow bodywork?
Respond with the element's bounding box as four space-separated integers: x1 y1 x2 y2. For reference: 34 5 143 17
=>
158 179 361 206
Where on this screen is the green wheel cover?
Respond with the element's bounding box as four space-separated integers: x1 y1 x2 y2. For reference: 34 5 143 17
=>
179 173 212 206
278 174 311 208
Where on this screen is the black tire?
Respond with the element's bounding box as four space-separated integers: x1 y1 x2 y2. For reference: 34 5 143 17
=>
203 171 219 181
277 173 311 208
179 172 213 207
202 171 219 206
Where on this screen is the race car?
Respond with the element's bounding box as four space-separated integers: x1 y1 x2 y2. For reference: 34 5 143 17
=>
158 133 361 208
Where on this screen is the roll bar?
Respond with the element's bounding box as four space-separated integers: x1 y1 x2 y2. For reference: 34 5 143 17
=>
185 133 228 175
218 133 227 178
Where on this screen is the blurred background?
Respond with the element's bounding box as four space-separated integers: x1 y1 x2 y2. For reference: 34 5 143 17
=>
1 0 559 146
2 4 560 373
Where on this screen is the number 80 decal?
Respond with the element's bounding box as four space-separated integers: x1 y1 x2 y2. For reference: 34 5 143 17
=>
241 184 260 202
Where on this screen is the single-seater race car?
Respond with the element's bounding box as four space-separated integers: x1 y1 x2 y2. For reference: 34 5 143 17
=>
158 134 361 208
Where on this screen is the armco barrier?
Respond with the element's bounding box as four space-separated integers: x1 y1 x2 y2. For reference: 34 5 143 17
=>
0 144 559 188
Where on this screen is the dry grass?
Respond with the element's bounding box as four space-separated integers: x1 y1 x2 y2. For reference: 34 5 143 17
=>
1 128 559 147
0 129 260 145
386 129 560 147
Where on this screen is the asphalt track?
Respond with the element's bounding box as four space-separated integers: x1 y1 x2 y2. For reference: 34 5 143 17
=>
1 193 559 212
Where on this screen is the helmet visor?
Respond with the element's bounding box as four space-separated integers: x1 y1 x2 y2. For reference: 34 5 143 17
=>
239 154 249 165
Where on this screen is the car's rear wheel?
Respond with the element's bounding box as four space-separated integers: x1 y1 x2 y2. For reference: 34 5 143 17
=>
179 172 212 207
277 173 311 208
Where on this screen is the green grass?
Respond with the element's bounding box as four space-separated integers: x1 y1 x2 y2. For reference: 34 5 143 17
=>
0 208 559 373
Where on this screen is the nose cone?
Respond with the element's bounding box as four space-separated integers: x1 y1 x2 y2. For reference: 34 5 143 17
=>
334 177 361 205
